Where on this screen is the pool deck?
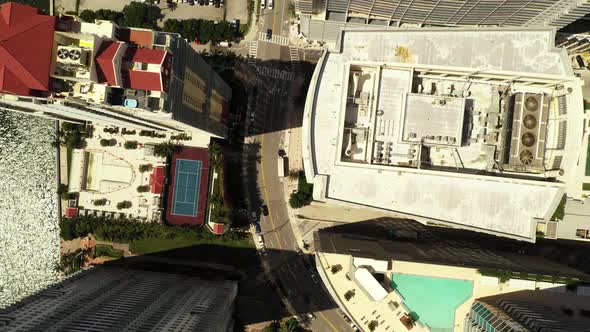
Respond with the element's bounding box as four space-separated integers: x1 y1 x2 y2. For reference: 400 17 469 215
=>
316 252 547 332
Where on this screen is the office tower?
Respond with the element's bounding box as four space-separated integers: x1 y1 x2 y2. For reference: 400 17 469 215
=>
0 265 238 331
0 2 230 137
465 290 590 332
298 0 590 43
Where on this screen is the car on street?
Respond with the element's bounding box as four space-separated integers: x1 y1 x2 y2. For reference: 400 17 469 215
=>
260 0 265 9
261 204 269 216
305 312 316 321
266 29 272 40
251 211 258 222
257 234 265 248
254 222 262 234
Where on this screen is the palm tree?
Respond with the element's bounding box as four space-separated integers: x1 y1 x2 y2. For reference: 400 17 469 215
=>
166 1 178 11
287 169 301 181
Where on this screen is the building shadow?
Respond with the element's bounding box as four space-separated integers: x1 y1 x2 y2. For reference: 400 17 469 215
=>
102 243 340 326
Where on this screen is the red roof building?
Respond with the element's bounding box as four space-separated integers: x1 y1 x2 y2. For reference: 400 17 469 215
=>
150 166 165 194
122 48 171 92
95 41 124 86
64 207 78 219
0 2 56 96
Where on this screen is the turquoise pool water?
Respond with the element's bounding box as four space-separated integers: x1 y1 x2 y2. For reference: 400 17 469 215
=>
392 274 473 331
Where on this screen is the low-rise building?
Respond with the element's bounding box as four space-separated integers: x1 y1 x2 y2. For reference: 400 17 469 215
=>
303 27 586 242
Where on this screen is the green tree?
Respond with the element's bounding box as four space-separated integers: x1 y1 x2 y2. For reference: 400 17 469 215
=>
368 320 378 331
79 9 96 22
289 191 312 209
331 264 342 274
153 141 181 157
57 183 69 200
287 169 301 181
263 321 280 332
122 2 163 29
137 185 150 193
124 141 138 149
117 201 132 210
59 218 76 240
344 289 355 301
280 318 301 332
139 164 153 173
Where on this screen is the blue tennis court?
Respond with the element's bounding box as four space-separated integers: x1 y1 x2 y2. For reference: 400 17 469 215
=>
171 159 203 216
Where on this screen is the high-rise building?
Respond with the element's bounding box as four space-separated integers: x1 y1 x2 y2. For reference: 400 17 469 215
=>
0 2 231 137
298 0 590 43
465 290 590 332
302 27 585 242
0 265 238 331
313 218 590 332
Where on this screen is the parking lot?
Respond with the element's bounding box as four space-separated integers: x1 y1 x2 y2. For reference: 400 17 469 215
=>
55 0 246 24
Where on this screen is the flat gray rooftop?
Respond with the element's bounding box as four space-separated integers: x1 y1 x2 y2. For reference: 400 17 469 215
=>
303 28 585 242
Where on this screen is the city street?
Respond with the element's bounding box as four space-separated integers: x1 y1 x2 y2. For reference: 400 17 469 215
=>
241 0 354 329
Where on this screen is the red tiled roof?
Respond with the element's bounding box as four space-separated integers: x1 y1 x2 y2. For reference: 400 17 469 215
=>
0 2 56 95
211 223 225 234
125 47 166 64
123 70 162 91
65 207 78 218
150 166 165 194
118 28 153 47
95 41 122 86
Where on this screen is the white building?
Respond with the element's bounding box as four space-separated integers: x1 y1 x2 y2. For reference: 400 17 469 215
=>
302 28 586 242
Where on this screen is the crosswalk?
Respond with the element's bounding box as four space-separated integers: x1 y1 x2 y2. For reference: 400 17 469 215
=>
258 32 289 46
248 41 258 65
289 46 301 72
256 66 295 81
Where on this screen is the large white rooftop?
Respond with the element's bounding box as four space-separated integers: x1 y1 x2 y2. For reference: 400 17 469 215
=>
303 28 586 242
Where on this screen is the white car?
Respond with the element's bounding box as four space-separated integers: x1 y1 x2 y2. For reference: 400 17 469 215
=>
260 0 265 9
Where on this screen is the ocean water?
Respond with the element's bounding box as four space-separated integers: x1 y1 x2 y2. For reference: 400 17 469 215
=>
0 110 60 307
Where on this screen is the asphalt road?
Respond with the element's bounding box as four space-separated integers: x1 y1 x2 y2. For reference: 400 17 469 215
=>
245 2 353 329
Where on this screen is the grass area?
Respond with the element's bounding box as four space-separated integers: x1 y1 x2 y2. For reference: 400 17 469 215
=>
0 0 49 13
94 244 124 259
583 183 590 191
129 234 257 267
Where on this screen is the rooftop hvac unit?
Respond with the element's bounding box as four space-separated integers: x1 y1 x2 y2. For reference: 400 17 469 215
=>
56 46 87 66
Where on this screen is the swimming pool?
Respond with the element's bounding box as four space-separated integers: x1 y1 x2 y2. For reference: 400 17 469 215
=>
392 273 473 331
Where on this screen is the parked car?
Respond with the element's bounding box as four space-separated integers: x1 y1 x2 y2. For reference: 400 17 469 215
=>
261 204 269 216
219 0 224 6
305 312 316 321
254 222 262 234
260 0 265 9
266 29 272 40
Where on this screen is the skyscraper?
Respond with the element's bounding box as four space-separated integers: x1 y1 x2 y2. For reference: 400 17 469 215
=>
465 290 590 332
0 2 230 137
298 0 590 43
0 265 238 331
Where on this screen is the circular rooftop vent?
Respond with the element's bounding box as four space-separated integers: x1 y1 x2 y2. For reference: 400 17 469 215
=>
58 48 69 59
519 150 534 165
525 96 539 112
522 132 536 147
523 114 537 129
69 49 81 60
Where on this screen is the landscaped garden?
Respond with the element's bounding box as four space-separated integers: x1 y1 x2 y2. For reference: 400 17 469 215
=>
59 214 252 257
